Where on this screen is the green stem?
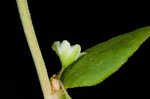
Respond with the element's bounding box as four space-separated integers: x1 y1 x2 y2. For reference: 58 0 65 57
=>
59 80 72 99
16 0 60 99
58 68 65 79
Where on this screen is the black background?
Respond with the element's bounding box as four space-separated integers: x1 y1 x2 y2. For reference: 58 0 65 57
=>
1 0 150 99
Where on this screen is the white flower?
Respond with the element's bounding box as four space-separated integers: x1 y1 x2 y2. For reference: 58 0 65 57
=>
52 40 86 68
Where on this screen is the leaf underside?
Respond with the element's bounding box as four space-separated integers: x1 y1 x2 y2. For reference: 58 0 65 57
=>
61 26 150 89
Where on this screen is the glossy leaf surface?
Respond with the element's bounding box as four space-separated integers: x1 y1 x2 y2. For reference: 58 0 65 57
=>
61 26 150 88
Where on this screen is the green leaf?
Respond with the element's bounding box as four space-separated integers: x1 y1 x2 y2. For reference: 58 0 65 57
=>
60 26 150 89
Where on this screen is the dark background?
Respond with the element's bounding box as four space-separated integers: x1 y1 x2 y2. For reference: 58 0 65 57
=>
1 0 150 99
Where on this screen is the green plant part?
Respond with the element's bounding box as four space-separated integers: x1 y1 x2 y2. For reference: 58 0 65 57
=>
60 26 150 89
52 40 86 69
17 1 150 99
16 0 72 99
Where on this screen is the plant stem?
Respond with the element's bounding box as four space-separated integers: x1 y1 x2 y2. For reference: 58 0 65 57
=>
59 80 72 99
16 0 60 99
58 68 65 79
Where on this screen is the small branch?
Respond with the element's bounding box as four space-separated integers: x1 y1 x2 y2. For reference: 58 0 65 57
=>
57 68 65 79
16 0 60 99
59 80 72 99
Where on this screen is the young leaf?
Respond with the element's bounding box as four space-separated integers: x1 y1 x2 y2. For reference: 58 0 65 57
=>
60 26 150 89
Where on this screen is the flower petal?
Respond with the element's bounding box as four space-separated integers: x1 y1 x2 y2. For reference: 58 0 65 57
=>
52 40 86 68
